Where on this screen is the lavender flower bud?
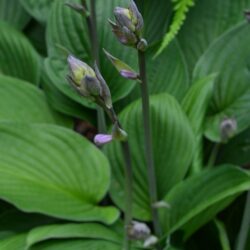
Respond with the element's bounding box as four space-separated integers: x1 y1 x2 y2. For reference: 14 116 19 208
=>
103 49 139 80
94 134 113 146
220 117 237 142
128 221 151 240
67 55 113 109
110 0 146 48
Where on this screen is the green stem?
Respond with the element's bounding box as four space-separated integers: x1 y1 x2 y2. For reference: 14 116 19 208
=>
121 141 133 250
207 143 220 168
84 0 106 133
138 50 162 238
236 191 250 250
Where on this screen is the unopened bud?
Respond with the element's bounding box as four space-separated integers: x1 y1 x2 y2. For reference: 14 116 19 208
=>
67 56 113 109
110 0 145 48
143 235 158 248
127 221 151 240
103 49 139 80
94 134 113 146
137 38 148 51
152 201 170 209
112 122 128 141
220 117 237 142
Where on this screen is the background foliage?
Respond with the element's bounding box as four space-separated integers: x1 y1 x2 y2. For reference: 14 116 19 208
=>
0 0 249 249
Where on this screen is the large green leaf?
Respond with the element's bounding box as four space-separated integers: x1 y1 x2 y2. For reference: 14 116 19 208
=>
0 21 40 84
0 123 119 224
159 166 250 237
46 0 137 105
0 75 71 127
106 93 195 220
193 22 250 142
20 0 54 23
0 0 30 30
31 239 123 250
0 234 26 250
179 0 250 73
181 74 216 173
26 223 121 249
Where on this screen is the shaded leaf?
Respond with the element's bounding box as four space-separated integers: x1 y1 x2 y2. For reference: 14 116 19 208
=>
193 22 250 142
179 0 250 73
0 0 30 30
20 0 54 23
0 234 26 250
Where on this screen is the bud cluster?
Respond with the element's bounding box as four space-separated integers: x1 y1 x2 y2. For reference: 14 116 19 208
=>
109 0 147 51
67 55 127 146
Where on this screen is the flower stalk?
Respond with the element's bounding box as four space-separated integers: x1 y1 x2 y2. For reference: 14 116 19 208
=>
138 50 162 238
81 0 106 133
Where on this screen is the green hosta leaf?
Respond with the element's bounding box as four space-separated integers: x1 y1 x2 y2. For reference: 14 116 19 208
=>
159 166 250 237
182 74 216 173
46 0 137 105
156 0 195 56
179 0 250 73
106 93 195 220
193 22 250 142
26 223 121 249
0 75 71 127
0 21 40 84
20 0 54 23
0 234 26 250
0 0 30 30
31 239 124 250
214 219 231 250
0 123 119 224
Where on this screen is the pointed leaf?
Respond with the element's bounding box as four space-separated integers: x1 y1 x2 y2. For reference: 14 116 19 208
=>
0 123 119 224
193 22 250 142
106 93 195 220
181 74 216 172
159 166 250 237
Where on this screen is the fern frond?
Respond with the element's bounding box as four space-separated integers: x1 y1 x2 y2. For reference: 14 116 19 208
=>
155 0 195 57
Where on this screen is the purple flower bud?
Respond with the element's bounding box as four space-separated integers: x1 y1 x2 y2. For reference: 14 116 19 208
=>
110 1 146 48
220 117 237 142
143 235 158 248
103 49 139 80
94 134 113 146
128 221 151 240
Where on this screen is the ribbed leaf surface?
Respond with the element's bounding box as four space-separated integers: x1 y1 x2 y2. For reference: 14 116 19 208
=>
0 123 119 224
106 93 195 220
